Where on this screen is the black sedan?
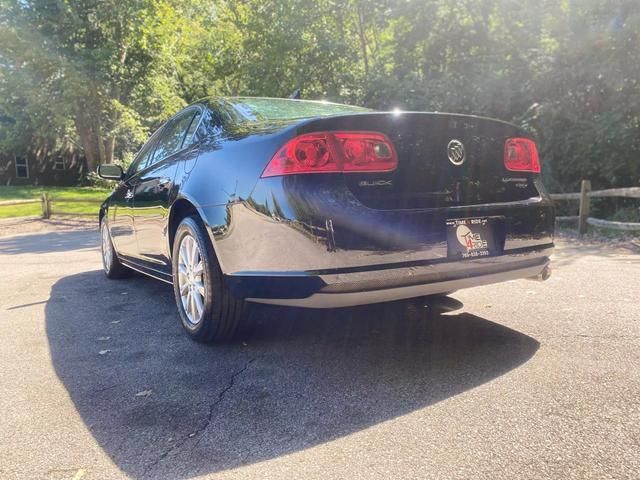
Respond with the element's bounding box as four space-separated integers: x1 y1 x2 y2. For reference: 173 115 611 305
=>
98 97 554 343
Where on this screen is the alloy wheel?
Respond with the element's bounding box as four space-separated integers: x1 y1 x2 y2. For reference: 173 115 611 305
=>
177 234 206 325
101 223 113 271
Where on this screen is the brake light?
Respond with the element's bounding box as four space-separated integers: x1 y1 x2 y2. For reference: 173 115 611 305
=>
504 138 541 173
261 131 398 177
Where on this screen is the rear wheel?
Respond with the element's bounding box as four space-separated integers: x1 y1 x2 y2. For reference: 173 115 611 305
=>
100 220 132 279
172 216 249 343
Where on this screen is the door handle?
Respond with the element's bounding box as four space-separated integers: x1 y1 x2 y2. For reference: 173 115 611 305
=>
157 178 171 187
125 189 134 200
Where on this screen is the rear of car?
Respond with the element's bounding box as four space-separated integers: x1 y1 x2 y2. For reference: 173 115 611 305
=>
211 99 554 307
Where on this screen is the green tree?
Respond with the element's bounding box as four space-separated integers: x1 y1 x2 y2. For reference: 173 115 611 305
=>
1 0 638 192
1 0 176 170
528 0 640 190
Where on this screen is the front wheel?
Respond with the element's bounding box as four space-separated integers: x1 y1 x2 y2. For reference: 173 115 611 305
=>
172 216 249 343
100 220 132 279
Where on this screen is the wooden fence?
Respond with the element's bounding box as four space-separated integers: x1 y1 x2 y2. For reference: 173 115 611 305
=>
551 180 640 234
0 193 102 219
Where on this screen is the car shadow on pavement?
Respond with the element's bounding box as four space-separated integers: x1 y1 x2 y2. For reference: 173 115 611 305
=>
46 270 539 479
0 229 98 254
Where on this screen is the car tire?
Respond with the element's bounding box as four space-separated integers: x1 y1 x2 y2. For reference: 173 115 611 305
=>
100 220 132 279
172 216 249 343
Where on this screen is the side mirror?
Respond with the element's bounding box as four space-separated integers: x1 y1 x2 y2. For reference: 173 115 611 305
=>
97 164 124 181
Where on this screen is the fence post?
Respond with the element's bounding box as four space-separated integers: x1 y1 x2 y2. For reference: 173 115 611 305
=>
41 193 48 219
578 179 591 234
41 193 52 219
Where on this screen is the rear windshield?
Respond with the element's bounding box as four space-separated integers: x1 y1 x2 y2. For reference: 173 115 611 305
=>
211 97 369 124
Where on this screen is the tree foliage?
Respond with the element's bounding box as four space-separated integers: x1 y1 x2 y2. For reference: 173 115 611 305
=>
0 0 638 190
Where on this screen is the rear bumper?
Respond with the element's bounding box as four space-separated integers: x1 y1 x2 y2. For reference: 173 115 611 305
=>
200 176 555 308
225 245 552 308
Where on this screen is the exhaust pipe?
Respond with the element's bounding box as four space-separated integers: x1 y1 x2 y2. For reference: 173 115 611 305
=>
528 264 551 281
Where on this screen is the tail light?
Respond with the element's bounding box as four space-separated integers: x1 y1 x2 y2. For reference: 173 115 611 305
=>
504 138 541 173
261 131 398 177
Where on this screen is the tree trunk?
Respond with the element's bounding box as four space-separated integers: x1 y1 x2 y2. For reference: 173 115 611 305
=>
73 100 117 171
96 121 107 166
74 114 99 173
105 136 115 164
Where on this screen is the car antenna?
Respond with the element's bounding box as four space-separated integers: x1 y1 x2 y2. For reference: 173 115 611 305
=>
289 88 301 100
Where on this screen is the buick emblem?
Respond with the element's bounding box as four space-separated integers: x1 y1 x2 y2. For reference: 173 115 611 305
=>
447 139 466 165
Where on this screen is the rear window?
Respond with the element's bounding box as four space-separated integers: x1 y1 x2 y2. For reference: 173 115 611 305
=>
213 97 369 125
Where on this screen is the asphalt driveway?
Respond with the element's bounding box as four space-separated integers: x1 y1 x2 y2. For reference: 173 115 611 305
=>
0 226 638 479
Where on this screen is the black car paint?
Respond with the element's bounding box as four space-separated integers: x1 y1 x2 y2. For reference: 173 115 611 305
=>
100 98 554 301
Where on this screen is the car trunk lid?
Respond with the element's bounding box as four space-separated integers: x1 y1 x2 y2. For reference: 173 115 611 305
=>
296 112 540 210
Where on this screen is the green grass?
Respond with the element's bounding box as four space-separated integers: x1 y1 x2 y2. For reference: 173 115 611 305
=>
0 186 112 219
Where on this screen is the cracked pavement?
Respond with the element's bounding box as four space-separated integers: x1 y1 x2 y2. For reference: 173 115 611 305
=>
141 359 256 479
0 227 639 480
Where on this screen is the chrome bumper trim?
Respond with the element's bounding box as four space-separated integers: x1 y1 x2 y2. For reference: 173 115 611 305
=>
247 261 549 308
